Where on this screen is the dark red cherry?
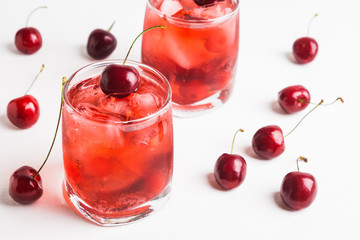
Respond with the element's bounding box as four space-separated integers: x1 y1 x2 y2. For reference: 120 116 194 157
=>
9 166 43 204
7 95 40 129
15 27 42 54
194 0 223 6
280 157 317 210
100 64 140 97
14 6 47 55
87 22 117 60
293 37 318 64
280 172 317 210
278 85 311 113
214 153 246 190
252 125 285 160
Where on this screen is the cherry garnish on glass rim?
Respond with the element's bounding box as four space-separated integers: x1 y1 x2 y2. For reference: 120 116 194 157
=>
100 25 166 98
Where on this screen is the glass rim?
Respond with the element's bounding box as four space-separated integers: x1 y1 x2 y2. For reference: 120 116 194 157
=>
146 0 239 26
63 59 172 125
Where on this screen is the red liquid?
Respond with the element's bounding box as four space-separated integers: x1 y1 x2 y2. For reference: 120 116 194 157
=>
62 73 173 217
142 0 239 106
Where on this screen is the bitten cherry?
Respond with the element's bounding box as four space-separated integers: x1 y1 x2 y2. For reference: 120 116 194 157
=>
7 65 44 129
9 78 67 205
214 129 247 190
280 156 317 210
15 6 47 54
100 26 165 97
292 14 319 64
87 21 117 60
9 166 43 204
278 85 311 114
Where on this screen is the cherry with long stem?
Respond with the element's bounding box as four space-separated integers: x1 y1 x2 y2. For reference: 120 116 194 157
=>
15 6 47 54
214 129 247 190
252 98 343 160
100 25 166 97
9 77 67 204
7 65 45 129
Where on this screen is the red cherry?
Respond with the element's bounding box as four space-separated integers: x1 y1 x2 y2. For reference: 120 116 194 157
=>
9 166 43 204
100 65 140 98
278 85 311 113
87 22 117 60
6 64 44 129
193 0 224 6
292 37 318 64
15 27 42 54
99 26 165 98
14 6 47 55
8 77 68 205
252 125 285 160
214 129 247 190
292 14 319 64
214 153 246 190
7 95 40 129
280 157 317 210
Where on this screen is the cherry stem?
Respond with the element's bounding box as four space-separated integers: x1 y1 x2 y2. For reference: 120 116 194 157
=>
296 156 308 172
230 129 244 154
284 99 324 138
33 77 67 179
108 21 116 32
25 6 47 27
123 25 166 65
306 13 318 37
24 64 44 95
298 97 344 106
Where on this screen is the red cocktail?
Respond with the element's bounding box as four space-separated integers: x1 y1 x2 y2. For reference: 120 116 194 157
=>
62 60 173 226
142 0 239 116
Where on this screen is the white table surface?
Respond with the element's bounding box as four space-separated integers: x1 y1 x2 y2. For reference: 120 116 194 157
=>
1 0 359 239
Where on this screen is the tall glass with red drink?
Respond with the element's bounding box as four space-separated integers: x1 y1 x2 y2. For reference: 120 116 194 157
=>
142 0 239 116
62 60 173 226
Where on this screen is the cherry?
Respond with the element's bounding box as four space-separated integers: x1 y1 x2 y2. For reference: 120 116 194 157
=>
100 25 165 97
15 6 47 54
278 85 311 114
100 65 140 98
252 100 325 160
7 65 44 129
9 78 67 204
292 14 319 64
214 129 247 190
193 0 224 6
280 157 317 210
9 166 43 204
87 21 117 60
252 125 285 160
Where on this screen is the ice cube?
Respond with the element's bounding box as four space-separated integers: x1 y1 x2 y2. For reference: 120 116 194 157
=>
98 92 162 121
160 0 183 16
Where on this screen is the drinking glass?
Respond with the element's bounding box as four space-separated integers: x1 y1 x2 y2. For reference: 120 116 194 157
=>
142 0 239 117
62 60 173 226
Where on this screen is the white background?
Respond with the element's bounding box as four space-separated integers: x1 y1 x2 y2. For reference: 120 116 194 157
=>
1 0 359 239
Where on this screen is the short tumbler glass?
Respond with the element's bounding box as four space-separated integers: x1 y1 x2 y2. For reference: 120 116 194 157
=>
62 60 173 226
142 0 239 117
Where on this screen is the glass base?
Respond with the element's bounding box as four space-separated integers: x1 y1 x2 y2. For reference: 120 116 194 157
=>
172 85 233 118
62 180 171 226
